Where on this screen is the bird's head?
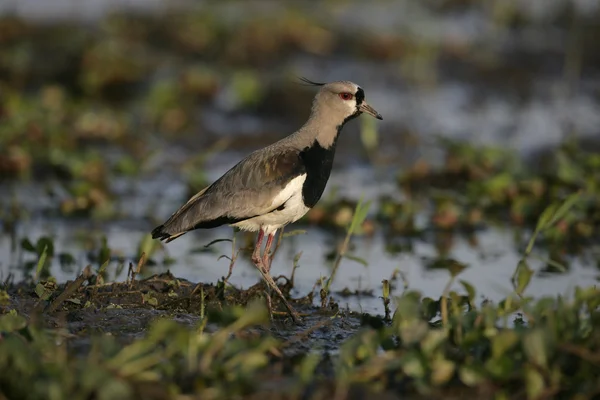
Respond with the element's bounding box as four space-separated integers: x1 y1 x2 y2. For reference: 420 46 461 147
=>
300 78 383 124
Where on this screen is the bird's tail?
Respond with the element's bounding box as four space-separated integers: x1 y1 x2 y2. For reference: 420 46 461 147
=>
151 224 187 243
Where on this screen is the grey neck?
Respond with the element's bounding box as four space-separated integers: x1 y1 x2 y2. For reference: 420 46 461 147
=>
292 109 345 149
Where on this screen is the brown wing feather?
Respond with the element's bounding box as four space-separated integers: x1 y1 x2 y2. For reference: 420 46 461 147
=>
151 148 305 241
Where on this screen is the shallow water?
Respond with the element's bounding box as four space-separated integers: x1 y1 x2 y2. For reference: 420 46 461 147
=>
1 0 599 316
2 163 598 317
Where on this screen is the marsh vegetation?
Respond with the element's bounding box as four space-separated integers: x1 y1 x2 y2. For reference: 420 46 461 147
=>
1 1 600 399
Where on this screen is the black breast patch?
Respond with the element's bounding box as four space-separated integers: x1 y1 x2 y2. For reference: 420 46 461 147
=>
299 139 338 208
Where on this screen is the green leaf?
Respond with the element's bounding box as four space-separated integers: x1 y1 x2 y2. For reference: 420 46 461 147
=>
431 358 455 386
459 366 486 387
344 254 369 267
547 192 580 227
299 352 322 383
420 329 447 355
447 260 468 278
35 283 53 300
513 260 533 296
460 280 476 303
535 203 558 234
0 312 27 332
381 279 390 299
492 330 519 358
34 245 48 282
142 292 158 306
36 236 54 257
529 255 567 273
523 329 548 368
98 259 110 275
525 365 545 399
348 198 371 235
485 356 515 379
20 238 36 253
98 236 111 266
401 352 425 378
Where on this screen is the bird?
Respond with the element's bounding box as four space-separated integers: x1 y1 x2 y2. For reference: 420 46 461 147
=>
151 78 382 322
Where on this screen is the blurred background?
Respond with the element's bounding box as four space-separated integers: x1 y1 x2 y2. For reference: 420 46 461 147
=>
1 0 599 313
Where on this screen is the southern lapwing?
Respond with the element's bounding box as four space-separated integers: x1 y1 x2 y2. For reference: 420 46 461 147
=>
151 78 382 322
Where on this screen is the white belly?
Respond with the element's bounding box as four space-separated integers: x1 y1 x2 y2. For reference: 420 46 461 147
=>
231 174 310 234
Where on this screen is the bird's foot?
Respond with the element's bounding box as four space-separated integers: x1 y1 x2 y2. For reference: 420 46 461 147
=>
252 260 302 324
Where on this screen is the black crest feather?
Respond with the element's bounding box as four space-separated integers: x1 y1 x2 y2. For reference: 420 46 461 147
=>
297 77 326 86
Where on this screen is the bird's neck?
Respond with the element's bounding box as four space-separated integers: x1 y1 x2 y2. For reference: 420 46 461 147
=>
299 110 349 149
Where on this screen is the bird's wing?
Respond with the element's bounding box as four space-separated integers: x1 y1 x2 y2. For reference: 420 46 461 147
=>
152 148 305 240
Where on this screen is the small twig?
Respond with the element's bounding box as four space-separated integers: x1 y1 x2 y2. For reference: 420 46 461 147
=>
289 251 302 289
223 233 239 284
129 252 147 288
126 262 134 285
46 266 93 313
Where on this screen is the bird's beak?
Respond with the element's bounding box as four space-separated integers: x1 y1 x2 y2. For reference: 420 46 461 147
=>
358 102 383 120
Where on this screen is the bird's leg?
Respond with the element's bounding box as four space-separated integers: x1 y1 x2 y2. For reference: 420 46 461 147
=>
253 263 302 323
262 233 275 273
251 229 265 265
250 230 301 323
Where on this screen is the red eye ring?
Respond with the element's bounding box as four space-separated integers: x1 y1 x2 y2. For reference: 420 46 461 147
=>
339 92 353 101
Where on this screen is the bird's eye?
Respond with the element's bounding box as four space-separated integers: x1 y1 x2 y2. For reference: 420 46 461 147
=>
339 92 354 101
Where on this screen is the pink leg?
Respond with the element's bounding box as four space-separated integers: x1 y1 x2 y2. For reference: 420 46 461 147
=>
251 229 264 265
249 229 301 323
262 233 275 272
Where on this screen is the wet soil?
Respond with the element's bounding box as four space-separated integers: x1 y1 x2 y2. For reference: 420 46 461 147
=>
3 271 364 358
